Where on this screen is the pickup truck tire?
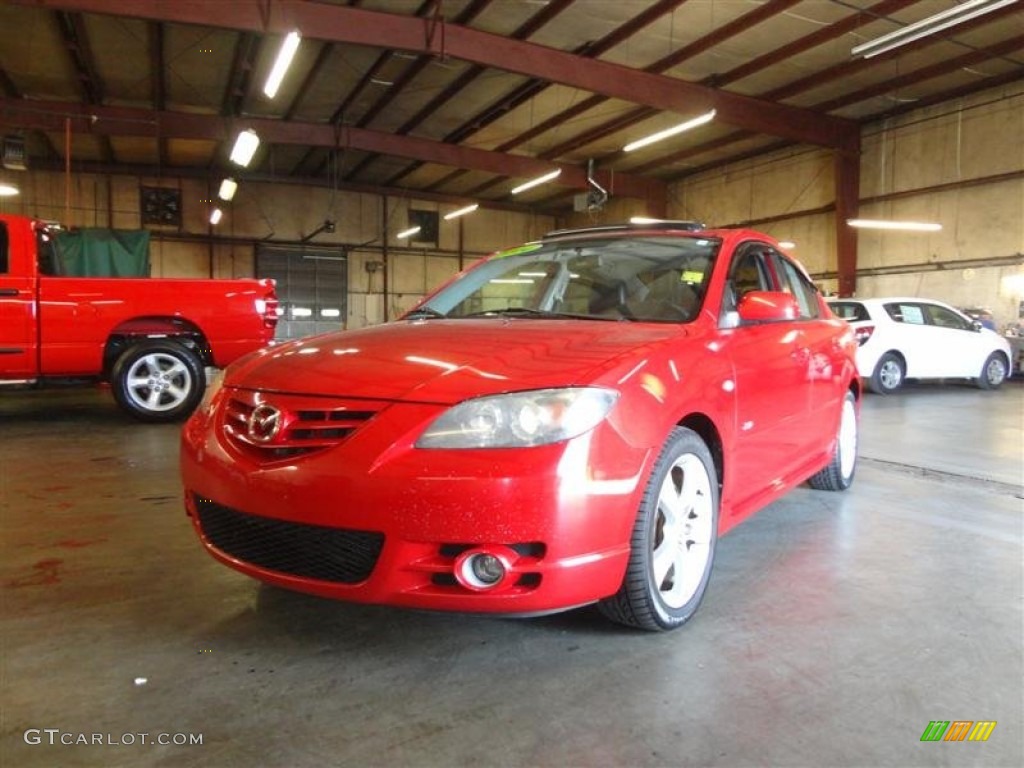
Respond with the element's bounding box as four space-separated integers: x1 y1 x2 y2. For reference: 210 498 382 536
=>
111 340 206 422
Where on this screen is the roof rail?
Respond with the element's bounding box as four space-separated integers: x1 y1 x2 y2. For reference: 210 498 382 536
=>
542 220 706 239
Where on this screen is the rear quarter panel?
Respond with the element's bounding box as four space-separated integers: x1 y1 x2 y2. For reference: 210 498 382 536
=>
37 276 275 375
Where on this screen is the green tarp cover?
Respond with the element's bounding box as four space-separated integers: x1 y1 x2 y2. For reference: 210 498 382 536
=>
55 228 150 277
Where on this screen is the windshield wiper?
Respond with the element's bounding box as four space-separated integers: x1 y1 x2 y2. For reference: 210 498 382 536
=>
461 307 629 321
404 306 446 320
463 307 548 318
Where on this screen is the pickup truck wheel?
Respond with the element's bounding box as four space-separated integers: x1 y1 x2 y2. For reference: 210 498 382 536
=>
111 340 206 422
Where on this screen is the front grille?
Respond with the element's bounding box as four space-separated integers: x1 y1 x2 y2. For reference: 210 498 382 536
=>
194 496 384 584
222 392 384 461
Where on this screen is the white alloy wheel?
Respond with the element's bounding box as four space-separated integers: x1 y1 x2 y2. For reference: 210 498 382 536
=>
599 427 720 631
652 453 715 609
111 340 206 422
125 351 194 412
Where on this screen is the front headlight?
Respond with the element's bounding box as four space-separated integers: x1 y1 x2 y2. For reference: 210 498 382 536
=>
416 387 619 449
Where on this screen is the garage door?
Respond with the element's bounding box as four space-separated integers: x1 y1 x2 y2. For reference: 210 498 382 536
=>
256 245 347 340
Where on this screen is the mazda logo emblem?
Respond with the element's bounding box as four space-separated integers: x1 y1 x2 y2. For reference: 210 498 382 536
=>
247 404 282 443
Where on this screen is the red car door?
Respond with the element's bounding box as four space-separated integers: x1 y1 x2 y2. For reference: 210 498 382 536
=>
767 250 848 431
0 219 38 378
718 244 812 519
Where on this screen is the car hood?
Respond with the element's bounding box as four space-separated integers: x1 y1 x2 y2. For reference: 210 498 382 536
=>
227 319 684 404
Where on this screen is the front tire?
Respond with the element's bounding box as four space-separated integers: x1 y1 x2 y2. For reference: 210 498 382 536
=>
599 427 719 631
111 340 206 422
976 352 1008 390
869 352 904 394
808 391 858 491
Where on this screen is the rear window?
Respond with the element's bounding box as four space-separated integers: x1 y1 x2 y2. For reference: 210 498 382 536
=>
829 301 869 322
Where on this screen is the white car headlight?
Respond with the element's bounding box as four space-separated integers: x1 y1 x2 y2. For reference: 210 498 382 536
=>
416 388 619 449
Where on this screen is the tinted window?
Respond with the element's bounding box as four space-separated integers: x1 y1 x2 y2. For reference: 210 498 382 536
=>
0 222 7 273
926 304 972 331
36 230 62 276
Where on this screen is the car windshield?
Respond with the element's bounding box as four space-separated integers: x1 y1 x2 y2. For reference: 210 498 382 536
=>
414 235 721 323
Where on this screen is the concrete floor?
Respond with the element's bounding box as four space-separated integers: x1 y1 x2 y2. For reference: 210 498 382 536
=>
1 382 1021 768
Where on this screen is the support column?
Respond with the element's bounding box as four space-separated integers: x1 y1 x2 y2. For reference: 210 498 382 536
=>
834 137 860 297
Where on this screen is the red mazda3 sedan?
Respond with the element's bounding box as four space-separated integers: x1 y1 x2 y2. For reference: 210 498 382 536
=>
181 222 861 630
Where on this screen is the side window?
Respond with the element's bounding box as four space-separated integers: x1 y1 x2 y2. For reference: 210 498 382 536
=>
36 231 61 276
0 222 8 273
926 304 972 331
770 252 820 319
885 303 925 324
725 247 770 309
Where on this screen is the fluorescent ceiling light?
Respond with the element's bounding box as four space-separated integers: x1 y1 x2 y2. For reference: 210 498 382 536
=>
0 183 18 196
218 178 238 201
263 30 301 98
396 225 421 240
444 203 479 220
629 216 664 225
511 169 562 195
209 208 223 225
851 0 1019 58
229 129 260 167
847 218 942 232
623 109 716 152
778 241 796 249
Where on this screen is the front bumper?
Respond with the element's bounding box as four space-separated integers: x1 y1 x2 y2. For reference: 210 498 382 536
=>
180 389 651 614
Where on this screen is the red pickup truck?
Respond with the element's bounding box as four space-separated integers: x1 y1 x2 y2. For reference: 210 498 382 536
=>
0 214 278 421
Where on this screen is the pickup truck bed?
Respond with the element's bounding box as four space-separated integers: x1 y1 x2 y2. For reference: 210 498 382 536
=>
1 214 278 421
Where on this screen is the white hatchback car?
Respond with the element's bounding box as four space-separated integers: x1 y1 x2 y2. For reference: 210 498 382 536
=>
827 297 1012 394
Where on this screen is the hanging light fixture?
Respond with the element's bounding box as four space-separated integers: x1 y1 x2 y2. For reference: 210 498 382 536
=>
209 208 223 225
229 130 260 167
218 178 238 201
511 169 562 195
263 30 302 98
851 0 1019 59
623 109 716 152
444 204 479 221
847 219 942 232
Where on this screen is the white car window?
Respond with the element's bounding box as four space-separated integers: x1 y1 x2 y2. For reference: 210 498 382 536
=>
927 304 973 331
888 304 925 325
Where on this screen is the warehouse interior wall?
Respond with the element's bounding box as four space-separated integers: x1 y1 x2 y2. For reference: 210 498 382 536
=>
1 83 1020 332
0 171 555 330
668 82 1024 328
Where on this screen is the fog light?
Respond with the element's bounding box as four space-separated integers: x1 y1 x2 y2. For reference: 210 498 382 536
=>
454 548 517 591
471 554 504 585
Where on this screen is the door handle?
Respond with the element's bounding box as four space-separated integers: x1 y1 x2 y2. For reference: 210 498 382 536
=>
0 288 19 296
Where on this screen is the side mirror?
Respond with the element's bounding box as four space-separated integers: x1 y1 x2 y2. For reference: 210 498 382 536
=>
737 291 800 323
